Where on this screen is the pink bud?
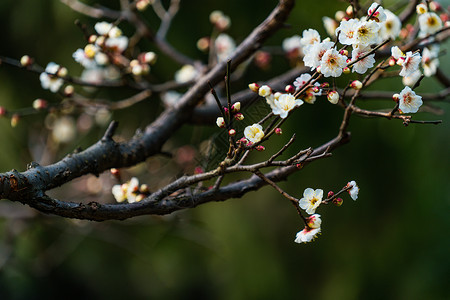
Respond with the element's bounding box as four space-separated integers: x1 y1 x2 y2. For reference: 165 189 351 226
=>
389 58 396 66
234 113 244 121
350 80 363 90
33 99 48 110
0 106 7 116
430 1 442 11
255 145 265 151
239 138 248 145
285 85 295 93
392 93 400 102
333 197 343 206
321 82 330 88
228 129 236 136
110 168 120 176
194 166 204 174
343 67 350 74
231 102 241 112
275 128 282 135
327 191 334 198
339 49 348 56
248 83 260 93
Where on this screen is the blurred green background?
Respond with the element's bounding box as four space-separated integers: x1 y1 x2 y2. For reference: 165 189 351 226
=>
0 0 449 299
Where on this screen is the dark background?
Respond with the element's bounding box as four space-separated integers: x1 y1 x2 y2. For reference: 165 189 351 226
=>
0 0 449 299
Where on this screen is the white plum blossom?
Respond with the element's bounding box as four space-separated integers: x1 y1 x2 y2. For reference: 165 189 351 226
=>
300 29 321 50
244 124 265 143
271 93 303 118
380 9 402 40
299 188 323 215
336 19 360 45
418 12 443 35
320 48 347 77
303 40 334 70
175 64 198 83
346 180 359 200
215 33 236 62
351 46 375 74
422 46 440 77
355 20 380 46
399 51 422 77
112 177 141 203
367 2 386 23
282 35 302 54
216 117 225 128
294 227 321 244
293 73 313 90
161 91 182 107
398 86 423 113
402 70 422 87
39 62 64 93
265 94 277 110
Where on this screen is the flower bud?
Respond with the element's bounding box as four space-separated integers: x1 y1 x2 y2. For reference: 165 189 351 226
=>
389 58 396 66
234 113 244 121
11 114 20 127
231 102 241 112
135 194 145 202
307 214 322 229
327 191 334 198
430 1 442 12
143 51 157 65
136 0 151 11
132 64 143 76
110 168 120 176
255 145 265 151
228 129 236 136
57 67 68 77
216 117 225 128
258 85 272 97
392 93 400 102
351 80 363 90
197 37 210 52
316 66 321 73
194 166 204 174
333 197 343 206
84 44 97 59
223 107 229 115
343 66 350 74
285 85 295 93
274 92 282 100
0 106 7 116
139 184 150 194
312 86 320 93
20 55 33 67
346 5 353 17
275 128 283 135
88 35 98 44
321 82 330 88
248 83 260 93
327 90 339 104
239 137 248 145
64 85 75 97
339 49 348 56
33 99 48 110
335 10 346 21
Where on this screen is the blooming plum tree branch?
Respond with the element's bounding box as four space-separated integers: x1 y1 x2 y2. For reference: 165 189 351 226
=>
0 0 448 244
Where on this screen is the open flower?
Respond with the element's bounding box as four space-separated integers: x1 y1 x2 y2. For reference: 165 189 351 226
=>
380 9 401 40
244 124 264 143
422 45 440 77
346 180 359 200
320 48 347 77
282 35 302 56
175 64 198 83
398 86 423 113
39 62 64 93
355 20 380 46
418 12 443 35
303 40 334 70
399 51 422 77
351 46 375 74
307 214 322 229
336 18 360 45
367 2 386 23
300 29 321 50
215 33 236 62
294 227 321 244
271 93 304 118
299 188 323 214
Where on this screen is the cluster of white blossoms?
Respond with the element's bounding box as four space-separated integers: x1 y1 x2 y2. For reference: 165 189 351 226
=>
112 177 150 203
295 181 359 244
39 62 67 93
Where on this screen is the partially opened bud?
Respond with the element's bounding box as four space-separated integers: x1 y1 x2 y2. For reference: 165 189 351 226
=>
33 99 48 110
392 93 400 102
343 66 350 74
327 191 334 198
327 90 339 104
307 214 322 229
248 83 260 93
333 197 343 206
20 55 33 67
231 102 241 112
255 145 265 151
351 80 363 90
389 58 396 66
216 117 225 128
234 113 244 121
275 128 282 135
285 85 295 93
228 129 236 136
258 85 272 97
